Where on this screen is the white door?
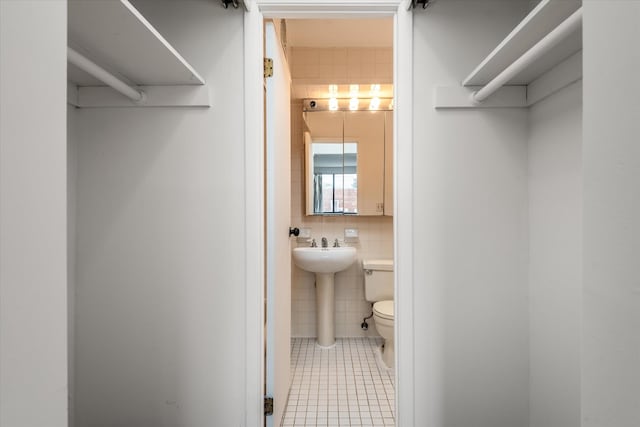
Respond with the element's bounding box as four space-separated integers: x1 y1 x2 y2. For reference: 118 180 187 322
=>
264 21 291 427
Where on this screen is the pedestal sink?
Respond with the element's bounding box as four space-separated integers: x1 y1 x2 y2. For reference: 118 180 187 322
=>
292 246 357 347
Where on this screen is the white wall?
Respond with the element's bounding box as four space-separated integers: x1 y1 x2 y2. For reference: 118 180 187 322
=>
412 1 531 426
582 2 640 426
528 81 582 427
72 1 246 425
0 1 68 426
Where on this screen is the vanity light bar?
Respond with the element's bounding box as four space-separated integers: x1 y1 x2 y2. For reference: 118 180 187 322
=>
303 98 393 112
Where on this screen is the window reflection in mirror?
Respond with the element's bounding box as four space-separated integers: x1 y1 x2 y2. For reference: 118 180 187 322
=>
311 142 358 214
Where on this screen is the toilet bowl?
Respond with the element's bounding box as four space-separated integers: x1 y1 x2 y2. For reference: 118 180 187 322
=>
363 259 394 368
373 299 394 368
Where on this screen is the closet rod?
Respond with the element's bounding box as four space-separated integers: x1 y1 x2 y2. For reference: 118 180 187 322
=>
472 7 582 103
67 47 146 103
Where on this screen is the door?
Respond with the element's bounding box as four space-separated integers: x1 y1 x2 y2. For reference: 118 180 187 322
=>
264 20 291 427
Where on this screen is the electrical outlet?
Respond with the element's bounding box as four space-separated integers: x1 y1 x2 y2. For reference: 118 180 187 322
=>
297 228 312 243
344 228 359 242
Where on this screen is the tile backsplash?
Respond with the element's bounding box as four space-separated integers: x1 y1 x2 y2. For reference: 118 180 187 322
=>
291 101 393 338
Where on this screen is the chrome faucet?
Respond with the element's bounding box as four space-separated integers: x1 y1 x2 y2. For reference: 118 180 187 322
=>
333 238 340 247
321 237 328 248
311 238 317 247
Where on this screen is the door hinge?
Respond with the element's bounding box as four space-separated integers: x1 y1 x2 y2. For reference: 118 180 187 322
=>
264 58 273 78
264 396 274 416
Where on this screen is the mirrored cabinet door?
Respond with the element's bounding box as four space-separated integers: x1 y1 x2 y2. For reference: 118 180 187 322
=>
343 111 385 216
304 111 345 215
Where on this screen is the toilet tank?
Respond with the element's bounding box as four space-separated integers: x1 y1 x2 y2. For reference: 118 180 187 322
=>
363 259 394 302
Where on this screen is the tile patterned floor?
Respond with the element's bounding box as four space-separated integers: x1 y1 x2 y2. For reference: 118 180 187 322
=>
281 338 395 426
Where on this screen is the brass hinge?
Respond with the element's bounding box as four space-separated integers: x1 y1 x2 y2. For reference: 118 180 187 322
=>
264 58 273 78
264 396 274 416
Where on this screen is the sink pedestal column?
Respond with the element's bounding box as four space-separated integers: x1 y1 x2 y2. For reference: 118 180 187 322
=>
292 246 356 348
315 273 335 347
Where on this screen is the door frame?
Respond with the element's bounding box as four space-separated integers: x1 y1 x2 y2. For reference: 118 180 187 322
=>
243 1 414 425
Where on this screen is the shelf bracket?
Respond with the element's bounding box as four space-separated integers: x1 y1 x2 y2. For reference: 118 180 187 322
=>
435 85 527 109
221 0 239 9
410 0 433 9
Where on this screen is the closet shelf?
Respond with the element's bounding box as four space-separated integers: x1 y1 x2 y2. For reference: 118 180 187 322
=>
463 0 582 87
67 0 209 108
435 0 582 109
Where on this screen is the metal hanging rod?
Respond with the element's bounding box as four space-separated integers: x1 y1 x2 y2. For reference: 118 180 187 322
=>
67 47 146 103
472 7 583 103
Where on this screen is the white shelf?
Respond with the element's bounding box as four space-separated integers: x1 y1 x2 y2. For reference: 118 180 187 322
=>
67 0 209 107
463 0 582 87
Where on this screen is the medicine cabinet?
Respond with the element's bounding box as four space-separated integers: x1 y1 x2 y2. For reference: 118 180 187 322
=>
304 110 393 216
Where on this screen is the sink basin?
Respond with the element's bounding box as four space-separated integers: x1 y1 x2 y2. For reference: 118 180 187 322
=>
292 247 357 274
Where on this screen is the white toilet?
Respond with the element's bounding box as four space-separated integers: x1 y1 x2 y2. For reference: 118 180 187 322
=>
363 259 394 368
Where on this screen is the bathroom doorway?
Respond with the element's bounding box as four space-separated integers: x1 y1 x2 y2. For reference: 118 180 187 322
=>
243 2 415 427
284 16 395 427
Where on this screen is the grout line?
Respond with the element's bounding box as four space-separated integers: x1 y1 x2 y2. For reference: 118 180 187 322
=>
281 337 394 426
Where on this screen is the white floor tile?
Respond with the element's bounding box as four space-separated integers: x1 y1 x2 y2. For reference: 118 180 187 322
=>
281 338 395 426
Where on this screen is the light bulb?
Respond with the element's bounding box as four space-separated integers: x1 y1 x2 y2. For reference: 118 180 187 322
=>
349 97 359 111
369 97 380 110
329 97 339 111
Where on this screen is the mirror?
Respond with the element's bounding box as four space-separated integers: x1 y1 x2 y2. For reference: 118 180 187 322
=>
304 110 392 216
306 140 358 214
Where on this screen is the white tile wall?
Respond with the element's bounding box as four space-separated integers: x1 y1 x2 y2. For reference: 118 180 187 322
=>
291 101 394 338
289 47 392 84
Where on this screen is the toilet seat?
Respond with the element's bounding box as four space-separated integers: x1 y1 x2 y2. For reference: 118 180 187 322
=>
373 300 394 320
